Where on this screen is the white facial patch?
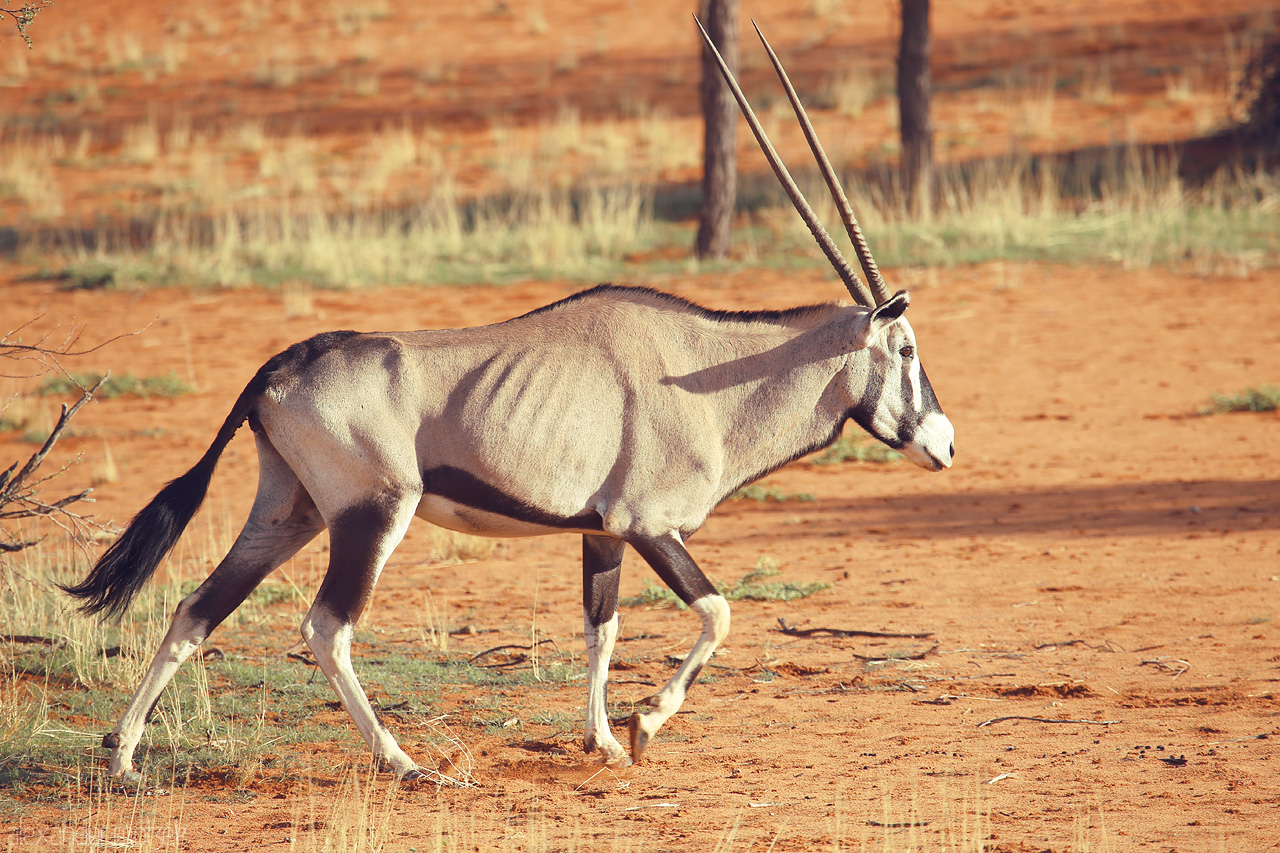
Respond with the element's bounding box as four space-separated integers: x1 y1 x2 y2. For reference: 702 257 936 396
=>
907 347 923 413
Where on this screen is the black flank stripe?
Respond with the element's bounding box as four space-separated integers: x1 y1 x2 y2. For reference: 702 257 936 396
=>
422 466 603 531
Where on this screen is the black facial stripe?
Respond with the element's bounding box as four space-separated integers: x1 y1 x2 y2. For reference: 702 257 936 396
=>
422 466 604 532
896 359 919 447
849 361 906 448
918 366 943 415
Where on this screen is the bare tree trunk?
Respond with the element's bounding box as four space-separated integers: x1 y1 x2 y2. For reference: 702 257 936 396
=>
695 0 739 260
897 0 933 218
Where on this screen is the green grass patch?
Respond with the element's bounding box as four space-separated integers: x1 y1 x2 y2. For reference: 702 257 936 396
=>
620 556 830 610
730 484 815 503
39 371 193 400
810 432 903 465
1203 384 1280 413
0 535 568 795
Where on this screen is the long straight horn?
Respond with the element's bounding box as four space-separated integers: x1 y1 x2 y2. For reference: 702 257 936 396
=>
694 14 875 308
751 21 891 306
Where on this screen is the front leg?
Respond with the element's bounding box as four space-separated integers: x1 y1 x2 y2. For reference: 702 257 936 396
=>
625 532 729 762
582 534 628 765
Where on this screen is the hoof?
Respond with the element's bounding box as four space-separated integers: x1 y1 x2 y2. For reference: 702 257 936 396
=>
600 747 632 768
628 713 650 763
585 733 631 767
400 767 431 784
110 768 145 788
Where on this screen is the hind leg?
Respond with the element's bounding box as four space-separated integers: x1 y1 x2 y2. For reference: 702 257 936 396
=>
299 494 423 779
105 435 324 783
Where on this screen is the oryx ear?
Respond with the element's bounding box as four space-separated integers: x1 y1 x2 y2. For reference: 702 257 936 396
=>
848 290 910 351
870 290 910 325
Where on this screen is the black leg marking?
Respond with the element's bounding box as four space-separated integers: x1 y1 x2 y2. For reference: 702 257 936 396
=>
316 500 404 624
681 662 706 693
581 534 628 763
583 535 624 627
624 533 729 763
97 435 324 784
181 485 324 635
627 534 716 605
301 496 420 777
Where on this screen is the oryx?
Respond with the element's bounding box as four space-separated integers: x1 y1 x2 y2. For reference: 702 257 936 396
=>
62 19 954 784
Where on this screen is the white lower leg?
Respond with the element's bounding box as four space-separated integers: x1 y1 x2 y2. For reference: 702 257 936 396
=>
106 606 207 781
630 594 729 760
582 611 626 764
302 611 417 776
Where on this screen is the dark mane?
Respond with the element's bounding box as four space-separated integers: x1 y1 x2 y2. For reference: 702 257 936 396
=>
517 283 838 326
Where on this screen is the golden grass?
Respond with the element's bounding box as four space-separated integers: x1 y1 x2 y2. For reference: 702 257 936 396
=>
0 129 65 219
0 31 1276 290
426 525 499 565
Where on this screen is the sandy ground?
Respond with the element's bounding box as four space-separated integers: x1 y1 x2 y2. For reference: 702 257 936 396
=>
2 260 1278 851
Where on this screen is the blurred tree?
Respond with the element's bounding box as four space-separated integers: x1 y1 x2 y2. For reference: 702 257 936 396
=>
695 0 739 260
897 0 933 217
1235 35 1280 147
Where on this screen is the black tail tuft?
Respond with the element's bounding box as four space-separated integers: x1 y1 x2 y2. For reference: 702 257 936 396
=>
59 455 219 619
60 356 279 620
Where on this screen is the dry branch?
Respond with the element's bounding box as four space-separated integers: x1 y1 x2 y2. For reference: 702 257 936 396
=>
1 321 148 552
775 617 933 639
852 644 938 662
467 639 561 667
977 715 1121 728
0 377 108 552
1139 657 1190 677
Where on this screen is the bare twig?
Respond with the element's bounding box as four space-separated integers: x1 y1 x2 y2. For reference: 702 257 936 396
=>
773 681 863 698
775 617 933 639
977 715 1121 728
852 644 938 662
467 639 561 667
1207 733 1273 746
1035 639 1128 653
1 322 148 552
1 319 150 379
1139 657 1190 678
1 633 58 645
0 377 111 552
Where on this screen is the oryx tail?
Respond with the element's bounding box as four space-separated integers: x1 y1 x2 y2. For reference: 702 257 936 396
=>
59 363 274 619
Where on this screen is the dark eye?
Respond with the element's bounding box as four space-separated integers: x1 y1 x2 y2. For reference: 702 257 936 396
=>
900 345 915 359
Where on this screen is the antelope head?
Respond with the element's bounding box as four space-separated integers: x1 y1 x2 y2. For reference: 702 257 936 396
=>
696 16 954 471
